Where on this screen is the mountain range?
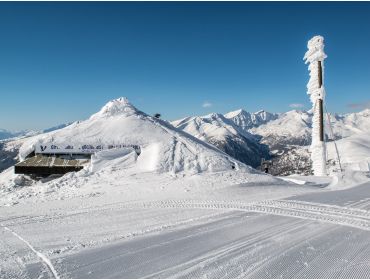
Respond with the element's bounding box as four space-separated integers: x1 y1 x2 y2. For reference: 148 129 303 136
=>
171 112 270 168
1 101 370 175
173 108 370 175
0 123 72 141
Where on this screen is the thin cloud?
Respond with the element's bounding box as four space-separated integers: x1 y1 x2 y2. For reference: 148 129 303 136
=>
347 100 370 110
202 101 212 108
289 103 305 109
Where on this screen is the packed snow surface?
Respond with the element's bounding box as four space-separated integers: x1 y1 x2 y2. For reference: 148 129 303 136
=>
1 164 370 278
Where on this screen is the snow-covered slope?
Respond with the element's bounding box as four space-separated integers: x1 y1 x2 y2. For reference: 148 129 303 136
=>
19 98 251 174
172 113 270 168
329 109 370 139
224 109 278 130
327 132 370 172
328 109 370 171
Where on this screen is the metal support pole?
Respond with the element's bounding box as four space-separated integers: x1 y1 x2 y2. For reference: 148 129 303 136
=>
318 61 323 87
318 61 324 142
319 99 324 141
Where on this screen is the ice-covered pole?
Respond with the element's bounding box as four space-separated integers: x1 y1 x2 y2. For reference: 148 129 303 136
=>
304 35 327 176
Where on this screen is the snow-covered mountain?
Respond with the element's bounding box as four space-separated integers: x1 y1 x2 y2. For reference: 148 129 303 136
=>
3 100 369 178
250 109 370 150
173 108 370 175
172 113 270 168
329 109 370 139
0 129 35 140
249 109 370 174
0 123 71 141
0 129 15 140
41 122 72 133
250 110 313 150
1 98 281 205
19 98 253 175
224 109 278 130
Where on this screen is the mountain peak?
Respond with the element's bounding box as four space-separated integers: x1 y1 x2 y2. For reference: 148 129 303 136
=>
90 97 139 119
224 109 248 119
224 108 278 130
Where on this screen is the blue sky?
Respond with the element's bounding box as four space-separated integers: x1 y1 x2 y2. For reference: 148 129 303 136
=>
1 2 370 131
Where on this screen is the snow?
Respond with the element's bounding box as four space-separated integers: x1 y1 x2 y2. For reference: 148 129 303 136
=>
327 132 370 172
0 129 38 141
1 97 283 207
1 172 370 278
18 97 249 174
172 112 270 168
173 106 370 176
329 109 370 139
172 112 256 142
1 98 370 278
89 147 138 173
248 108 370 146
0 122 70 141
251 110 312 145
304 35 327 176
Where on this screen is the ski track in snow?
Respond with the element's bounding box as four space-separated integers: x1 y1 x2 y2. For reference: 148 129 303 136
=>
121 199 370 231
3 196 370 278
143 218 311 279
0 224 59 279
59 209 370 279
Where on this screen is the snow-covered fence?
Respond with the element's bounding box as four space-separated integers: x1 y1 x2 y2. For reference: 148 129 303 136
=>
35 143 141 155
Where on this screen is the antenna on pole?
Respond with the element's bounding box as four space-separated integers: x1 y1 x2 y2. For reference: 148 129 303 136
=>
304 36 327 176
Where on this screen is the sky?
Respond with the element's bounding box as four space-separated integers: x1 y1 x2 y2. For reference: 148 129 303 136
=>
1 2 370 131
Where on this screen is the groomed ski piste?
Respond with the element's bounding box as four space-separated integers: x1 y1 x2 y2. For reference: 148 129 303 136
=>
1 98 370 278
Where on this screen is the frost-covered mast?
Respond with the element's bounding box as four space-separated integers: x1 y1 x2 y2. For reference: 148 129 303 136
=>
304 36 327 176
